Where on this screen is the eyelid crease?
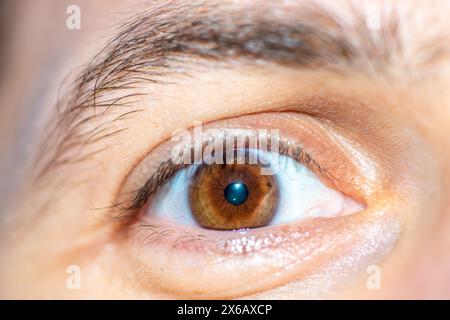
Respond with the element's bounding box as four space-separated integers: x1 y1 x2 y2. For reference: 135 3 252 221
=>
112 135 335 222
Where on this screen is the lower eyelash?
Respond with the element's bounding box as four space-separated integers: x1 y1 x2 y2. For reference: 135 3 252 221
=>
132 218 324 257
133 223 214 252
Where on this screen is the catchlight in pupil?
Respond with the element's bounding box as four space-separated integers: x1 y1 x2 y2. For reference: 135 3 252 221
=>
224 182 249 206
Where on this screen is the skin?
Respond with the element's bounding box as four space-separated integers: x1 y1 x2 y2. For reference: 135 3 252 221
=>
1 0 450 299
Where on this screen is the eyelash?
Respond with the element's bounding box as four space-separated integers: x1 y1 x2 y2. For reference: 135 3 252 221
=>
112 135 334 222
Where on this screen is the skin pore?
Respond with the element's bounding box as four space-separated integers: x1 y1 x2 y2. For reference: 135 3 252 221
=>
1 0 450 299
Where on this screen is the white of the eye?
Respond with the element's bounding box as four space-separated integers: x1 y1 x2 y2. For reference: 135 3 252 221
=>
148 165 200 226
268 155 359 225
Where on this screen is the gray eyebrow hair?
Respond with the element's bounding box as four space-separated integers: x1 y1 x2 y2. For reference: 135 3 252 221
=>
32 0 446 179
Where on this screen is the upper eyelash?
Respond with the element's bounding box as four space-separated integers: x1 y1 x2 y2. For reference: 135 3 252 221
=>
129 160 187 210
112 136 333 220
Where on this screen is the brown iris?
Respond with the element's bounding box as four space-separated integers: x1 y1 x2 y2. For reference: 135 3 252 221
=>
189 163 279 230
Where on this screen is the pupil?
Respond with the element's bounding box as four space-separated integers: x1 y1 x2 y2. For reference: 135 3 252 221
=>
224 181 249 206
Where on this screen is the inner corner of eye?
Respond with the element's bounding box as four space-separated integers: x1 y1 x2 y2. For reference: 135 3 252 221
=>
140 143 364 231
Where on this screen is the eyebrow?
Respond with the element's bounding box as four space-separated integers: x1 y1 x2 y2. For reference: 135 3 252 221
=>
34 0 447 178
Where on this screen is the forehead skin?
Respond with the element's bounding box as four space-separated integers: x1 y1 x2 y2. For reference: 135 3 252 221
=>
1 0 450 299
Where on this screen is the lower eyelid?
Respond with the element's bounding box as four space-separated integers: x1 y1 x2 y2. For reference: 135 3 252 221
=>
134 219 324 256
126 205 399 298
134 207 363 257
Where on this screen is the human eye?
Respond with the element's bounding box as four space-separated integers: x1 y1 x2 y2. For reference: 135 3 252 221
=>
144 136 361 230
110 112 394 298
126 119 362 230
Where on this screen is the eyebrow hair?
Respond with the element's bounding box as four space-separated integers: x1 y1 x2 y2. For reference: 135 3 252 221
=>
34 0 448 179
